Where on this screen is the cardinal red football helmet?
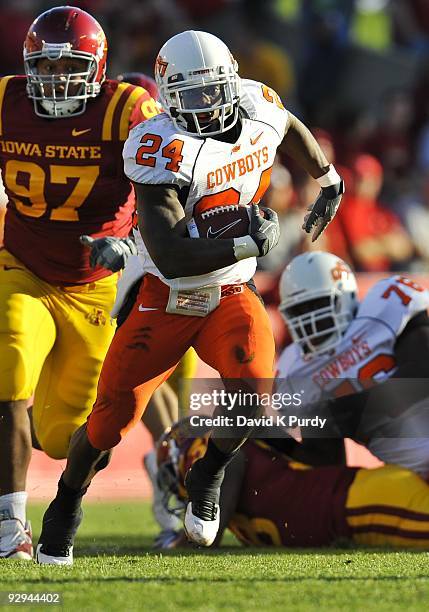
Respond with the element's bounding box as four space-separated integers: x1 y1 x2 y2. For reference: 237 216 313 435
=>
23 6 108 118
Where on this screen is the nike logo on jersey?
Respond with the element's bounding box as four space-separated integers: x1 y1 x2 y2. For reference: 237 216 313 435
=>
72 128 92 136
250 131 263 146
207 220 242 239
138 305 158 312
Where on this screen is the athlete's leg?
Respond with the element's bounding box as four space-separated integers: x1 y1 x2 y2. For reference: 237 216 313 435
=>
115 274 182 538
186 286 275 545
32 274 117 459
195 285 275 451
37 276 203 563
27 407 42 451
0 250 56 559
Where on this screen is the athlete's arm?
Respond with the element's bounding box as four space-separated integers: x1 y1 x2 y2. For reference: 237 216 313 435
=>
282 113 344 241
134 183 279 278
282 113 330 180
394 310 429 367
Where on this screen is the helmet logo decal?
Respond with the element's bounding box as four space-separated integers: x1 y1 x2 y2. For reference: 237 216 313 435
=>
155 56 168 77
331 260 351 282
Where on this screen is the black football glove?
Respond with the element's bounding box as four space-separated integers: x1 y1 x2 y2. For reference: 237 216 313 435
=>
80 235 138 272
303 179 345 242
249 204 280 256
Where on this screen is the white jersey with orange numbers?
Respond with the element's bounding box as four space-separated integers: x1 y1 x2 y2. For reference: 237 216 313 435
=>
276 275 429 477
123 78 289 290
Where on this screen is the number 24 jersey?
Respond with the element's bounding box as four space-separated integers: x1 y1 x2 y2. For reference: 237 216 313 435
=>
123 79 289 290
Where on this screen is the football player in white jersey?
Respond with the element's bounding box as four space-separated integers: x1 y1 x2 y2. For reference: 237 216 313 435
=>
276 251 429 477
37 31 345 564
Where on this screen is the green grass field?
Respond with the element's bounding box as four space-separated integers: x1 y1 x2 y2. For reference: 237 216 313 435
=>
1 502 429 611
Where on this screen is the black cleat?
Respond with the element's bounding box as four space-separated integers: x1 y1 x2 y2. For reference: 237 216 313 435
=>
36 499 83 565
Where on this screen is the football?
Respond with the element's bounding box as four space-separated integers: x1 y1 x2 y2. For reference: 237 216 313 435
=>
187 204 252 240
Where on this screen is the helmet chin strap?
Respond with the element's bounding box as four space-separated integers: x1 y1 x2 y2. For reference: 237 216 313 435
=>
177 104 238 137
40 97 82 117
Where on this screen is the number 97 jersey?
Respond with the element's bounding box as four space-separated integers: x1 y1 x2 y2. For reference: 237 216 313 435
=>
123 78 289 290
0 75 159 285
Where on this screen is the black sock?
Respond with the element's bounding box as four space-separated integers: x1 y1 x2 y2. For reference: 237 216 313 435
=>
197 439 239 478
55 475 88 512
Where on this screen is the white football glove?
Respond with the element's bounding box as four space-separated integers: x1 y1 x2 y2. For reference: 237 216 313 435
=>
80 235 138 272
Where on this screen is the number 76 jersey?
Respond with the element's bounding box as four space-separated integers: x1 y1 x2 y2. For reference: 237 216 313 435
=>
276 275 429 476
123 78 289 289
277 275 429 399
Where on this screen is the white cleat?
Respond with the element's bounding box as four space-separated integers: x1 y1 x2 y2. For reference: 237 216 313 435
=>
0 519 33 560
184 502 220 547
35 543 73 566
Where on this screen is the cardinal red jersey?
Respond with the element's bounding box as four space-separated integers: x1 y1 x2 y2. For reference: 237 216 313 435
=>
0 75 159 284
230 441 357 547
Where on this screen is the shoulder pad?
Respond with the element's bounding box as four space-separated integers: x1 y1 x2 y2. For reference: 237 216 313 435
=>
123 114 202 187
240 79 289 138
356 275 429 338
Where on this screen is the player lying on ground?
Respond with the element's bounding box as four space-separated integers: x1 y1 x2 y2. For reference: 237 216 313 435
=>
157 420 429 549
276 251 429 478
36 29 345 564
0 6 158 560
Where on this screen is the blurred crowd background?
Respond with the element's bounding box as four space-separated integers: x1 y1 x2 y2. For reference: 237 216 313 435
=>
2 0 429 278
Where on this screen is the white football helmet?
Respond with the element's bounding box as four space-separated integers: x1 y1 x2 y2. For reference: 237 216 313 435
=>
154 30 241 137
279 252 358 357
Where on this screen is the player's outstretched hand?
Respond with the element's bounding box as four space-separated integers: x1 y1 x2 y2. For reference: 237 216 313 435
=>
249 204 280 257
80 235 137 272
303 180 345 242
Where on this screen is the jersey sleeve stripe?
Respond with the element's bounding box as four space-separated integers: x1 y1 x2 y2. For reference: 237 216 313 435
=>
118 86 147 140
102 82 129 141
0 76 14 136
349 523 429 540
347 504 429 522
